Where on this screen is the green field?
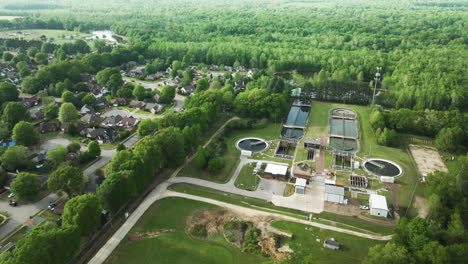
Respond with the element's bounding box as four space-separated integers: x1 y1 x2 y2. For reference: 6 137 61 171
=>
272 221 386 264
178 119 283 183
234 163 260 191
106 197 266 264
302 101 422 216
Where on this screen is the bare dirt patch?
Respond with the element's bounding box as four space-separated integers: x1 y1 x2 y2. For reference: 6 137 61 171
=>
413 196 428 218
127 229 176 241
409 144 448 175
186 208 291 262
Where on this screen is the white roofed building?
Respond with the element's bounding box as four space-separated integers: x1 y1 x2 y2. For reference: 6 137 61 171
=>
294 178 307 194
369 194 389 218
264 164 289 180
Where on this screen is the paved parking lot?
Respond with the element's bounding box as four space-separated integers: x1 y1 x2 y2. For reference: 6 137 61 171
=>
258 178 285 196
271 181 324 213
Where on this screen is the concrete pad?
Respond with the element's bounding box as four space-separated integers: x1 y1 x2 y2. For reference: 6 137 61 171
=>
258 178 286 196
271 181 324 213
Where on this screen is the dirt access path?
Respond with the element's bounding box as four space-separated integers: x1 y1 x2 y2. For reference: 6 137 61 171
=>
315 134 326 175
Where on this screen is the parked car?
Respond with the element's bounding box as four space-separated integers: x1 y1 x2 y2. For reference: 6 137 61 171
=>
359 205 369 210
9 201 18 207
7 193 15 198
0 189 7 194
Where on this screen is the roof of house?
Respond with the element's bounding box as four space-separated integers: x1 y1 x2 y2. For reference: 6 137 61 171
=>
81 113 102 123
369 194 388 211
120 116 139 127
264 164 288 176
324 184 344 196
102 115 123 126
295 178 307 187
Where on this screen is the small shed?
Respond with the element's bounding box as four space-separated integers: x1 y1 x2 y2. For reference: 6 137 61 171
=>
241 150 252 157
323 238 340 250
369 194 388 218
264 164 289 181
294 178 307 194
324 184 346 204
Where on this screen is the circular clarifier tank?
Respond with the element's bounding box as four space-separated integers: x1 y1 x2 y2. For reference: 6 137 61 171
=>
363 158 403 177
236 137 268 152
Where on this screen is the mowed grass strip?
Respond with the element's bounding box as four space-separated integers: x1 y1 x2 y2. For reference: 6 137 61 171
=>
106 197 266 264
272 221 386 264
234 163 260 191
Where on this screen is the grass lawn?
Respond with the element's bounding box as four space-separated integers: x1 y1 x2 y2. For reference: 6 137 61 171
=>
178 119 283 183
283 184 295 197
234 163 260 191
305 101 421 216
315 211 394 235
357 193 369 205
272 221 385 264
106 197 266 264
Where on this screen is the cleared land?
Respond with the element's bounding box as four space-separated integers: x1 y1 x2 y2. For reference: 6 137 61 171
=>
105 197 267 264
0 16 20 21
409 144 448 175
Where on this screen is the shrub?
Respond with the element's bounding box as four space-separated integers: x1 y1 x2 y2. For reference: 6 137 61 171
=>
190 224 208 238
207 157 225 173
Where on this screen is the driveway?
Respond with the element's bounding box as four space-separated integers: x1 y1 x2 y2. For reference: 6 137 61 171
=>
258 179 286 196
40 138 71 151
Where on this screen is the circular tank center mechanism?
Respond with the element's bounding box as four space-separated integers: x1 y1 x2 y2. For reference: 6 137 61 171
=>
236 138 268 152
363 158 403 177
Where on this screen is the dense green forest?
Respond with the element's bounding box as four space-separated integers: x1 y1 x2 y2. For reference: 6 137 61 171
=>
0 1 467 264
1 0 467 110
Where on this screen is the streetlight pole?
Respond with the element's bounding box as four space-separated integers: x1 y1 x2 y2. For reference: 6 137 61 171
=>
372 67 382 105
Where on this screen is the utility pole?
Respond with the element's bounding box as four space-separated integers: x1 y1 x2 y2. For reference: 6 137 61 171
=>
372 67 382 104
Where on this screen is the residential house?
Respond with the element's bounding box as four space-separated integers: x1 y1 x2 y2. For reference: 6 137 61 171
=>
144 103 163 114
30 107 44 121
80 127 118 143
20 94 39 108
119 116 139 129
81 113 102 125
209 65 220 71
129 100 146 109
80 104 95 115
178 85 195 95
102 115 124 127
37 122 59 134
113 98 130 106
95 98 110 108
126 68 144 77
146 72 164 81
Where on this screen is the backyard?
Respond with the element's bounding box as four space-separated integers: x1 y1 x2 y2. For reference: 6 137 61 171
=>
105 197 266 264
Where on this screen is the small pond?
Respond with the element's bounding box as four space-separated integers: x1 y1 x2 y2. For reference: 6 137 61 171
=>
236 138 268 152
363 159 403 177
